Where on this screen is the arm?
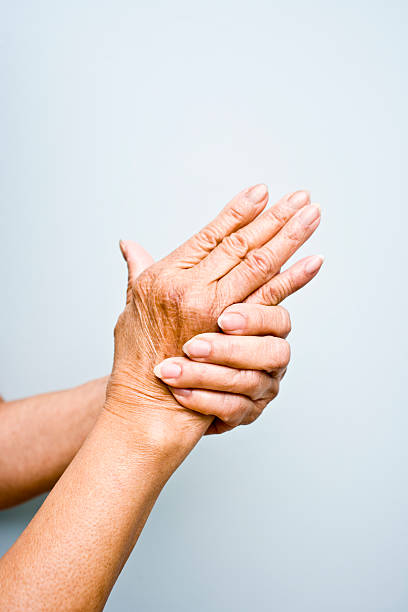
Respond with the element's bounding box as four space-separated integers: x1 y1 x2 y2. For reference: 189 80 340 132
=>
0 245 155 510
0 404 206 611
0 185 321 610
0 223 322 508
0 377 107 509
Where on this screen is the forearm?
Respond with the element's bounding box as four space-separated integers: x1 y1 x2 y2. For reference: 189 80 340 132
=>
0 404 209 611
0 377 108 508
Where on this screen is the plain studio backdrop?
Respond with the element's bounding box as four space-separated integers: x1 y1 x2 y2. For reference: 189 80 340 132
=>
1 1 407 611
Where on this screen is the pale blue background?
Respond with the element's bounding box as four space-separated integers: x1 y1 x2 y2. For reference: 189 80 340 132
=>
1 1 407 611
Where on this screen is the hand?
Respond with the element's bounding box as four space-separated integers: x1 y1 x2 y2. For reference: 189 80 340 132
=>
106 185 321 447
153 247 323 435
153 303 291 434
117 236 323 436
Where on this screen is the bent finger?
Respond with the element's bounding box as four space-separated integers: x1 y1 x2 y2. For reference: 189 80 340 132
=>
205 397 271 434
170 387 255 428
154 357 276 400
218 303 291 337
182 333 291 372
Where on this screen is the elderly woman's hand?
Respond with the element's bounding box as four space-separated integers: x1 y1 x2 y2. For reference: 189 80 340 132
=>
153 303 291 435
106 185 320 445
154 256 322 435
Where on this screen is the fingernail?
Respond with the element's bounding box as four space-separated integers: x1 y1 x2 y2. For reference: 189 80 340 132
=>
297 203 320 225
183 339 211 358
218 312 247 331
246 184 268 205
304 254 324 275
311 202 321 212
172 388 192 397
288 190 310 207
154 362 182 380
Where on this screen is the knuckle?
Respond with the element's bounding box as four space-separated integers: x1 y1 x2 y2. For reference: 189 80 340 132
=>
276 306 292 336
265 337 291 369
279 367 288 381
259 284 280 306
280 275 296 300
219 394 246 426
234 369 260 394
263 276 293 306
245 249 273 277
266 378 280 401
278 339 291 367
229 368 245 390
221 231 249 259
241 400 265 425
195 226 220 251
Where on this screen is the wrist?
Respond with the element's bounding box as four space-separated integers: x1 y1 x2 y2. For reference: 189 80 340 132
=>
102 390 211 465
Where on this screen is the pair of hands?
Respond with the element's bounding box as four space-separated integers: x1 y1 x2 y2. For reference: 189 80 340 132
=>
107 185 322 442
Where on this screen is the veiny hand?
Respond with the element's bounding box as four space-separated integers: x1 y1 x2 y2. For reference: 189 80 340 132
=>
106 185 321 443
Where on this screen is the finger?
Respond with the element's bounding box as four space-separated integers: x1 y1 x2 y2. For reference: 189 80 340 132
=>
154 357 277 400
196 190 310 279
170 387 256 428
205 390 279 434
219 203 321 301
245 254 324 305
217 304 291 337
119 240 155 305
182 333 291 372
169 184 269 266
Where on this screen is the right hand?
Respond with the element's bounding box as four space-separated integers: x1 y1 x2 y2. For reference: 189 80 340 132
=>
105 185 320 444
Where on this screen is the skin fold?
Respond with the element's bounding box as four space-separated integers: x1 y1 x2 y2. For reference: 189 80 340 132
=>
0 185 322 610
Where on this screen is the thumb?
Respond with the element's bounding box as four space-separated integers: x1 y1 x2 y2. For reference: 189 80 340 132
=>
119 240 155 304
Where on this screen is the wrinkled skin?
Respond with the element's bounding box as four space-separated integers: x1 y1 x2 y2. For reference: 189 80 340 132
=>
106 185 321 436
